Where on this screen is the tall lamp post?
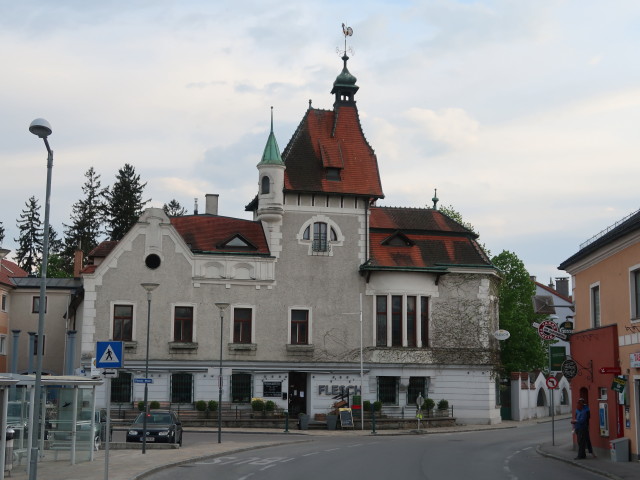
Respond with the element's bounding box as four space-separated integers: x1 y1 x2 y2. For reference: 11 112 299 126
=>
214 302 229 444
141 282 159 454
28 118 54 480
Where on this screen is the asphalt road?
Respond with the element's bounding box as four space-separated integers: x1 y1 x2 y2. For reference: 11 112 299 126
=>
145 423 608 480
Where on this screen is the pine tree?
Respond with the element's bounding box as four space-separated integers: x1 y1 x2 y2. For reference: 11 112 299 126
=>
104 164 149 241
62 167 107 273
15 196 43 274
163 199 187 217
0 220 5 246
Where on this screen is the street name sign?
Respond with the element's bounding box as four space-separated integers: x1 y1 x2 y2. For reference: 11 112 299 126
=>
96 341 124 368
134 378 153 384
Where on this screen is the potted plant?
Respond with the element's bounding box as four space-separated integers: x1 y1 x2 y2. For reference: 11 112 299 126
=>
150 400 160 410
207 400 218 412
251 398 265 412
424 398 435 416
437 399 449 416
373 401 382 413
363 400 371 412
265 400 275 416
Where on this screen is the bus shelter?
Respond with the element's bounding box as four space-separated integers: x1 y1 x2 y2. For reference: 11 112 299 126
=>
0 374 103 479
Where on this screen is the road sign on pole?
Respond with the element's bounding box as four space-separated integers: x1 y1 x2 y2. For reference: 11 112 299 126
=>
96 341 124 368
546 377 559 389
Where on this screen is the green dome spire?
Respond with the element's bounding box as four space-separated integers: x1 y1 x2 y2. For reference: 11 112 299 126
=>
259 106 284 166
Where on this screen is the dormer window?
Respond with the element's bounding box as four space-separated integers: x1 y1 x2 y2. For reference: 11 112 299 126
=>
382 232 414 247
218 234 258 250
326 168 341 181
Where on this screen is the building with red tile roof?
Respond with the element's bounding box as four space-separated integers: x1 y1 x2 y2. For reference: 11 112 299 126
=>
76 46 501 425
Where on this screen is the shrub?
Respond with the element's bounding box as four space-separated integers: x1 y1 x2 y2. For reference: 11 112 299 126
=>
251 398 265 411
363 400 371 412
373 401 382 412
137 401 145 411
437 399 449 410
195 400 207 412
150 400 160 410
424 398 435 411
207 400 218 412
265 400 276 411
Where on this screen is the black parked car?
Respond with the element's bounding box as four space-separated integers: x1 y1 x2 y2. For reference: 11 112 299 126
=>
126 410 183 445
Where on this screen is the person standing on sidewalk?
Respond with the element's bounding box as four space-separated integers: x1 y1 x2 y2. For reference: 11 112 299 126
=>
571 398 589 459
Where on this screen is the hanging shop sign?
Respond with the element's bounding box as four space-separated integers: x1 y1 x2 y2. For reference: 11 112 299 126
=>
611 376 627 394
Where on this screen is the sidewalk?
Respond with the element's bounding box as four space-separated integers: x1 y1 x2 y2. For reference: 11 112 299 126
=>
5 418 638 480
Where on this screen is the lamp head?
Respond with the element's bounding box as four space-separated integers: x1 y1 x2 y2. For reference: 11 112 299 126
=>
215 302 230 313
141 282 160 293
29 118 53 139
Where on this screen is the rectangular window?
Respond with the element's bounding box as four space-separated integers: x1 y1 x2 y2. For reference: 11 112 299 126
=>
376 296 387 347
233 307 252 343
591 284 600 327
1 294 6 312
407 377 427 405
631 268 640 320
231 373 252 403
32 296 47 314
391 295 403 346
421 297 429 347
406 296 417 347
174 306 194 342
291 309 309 345
313 222 328 252
0 335 6 355
113 304 134 341
378 377 398 405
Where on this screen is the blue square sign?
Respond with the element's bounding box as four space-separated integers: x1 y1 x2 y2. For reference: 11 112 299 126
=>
96 341 124 368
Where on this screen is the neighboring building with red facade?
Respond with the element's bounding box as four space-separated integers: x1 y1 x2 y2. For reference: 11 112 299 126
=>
560 209 640 460
0 252 27 372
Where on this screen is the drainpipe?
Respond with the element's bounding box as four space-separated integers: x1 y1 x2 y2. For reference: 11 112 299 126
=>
28 332 36 373
10 329 20 373
66 330 77 376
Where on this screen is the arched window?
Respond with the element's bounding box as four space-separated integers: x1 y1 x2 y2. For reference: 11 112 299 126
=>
536 388 547 407
171 372 193 404
560 388 569 405
111 371 132 403
261 176 270 194
303 222 337 252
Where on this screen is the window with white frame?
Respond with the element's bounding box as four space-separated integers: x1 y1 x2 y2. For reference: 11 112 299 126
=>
290 308 310 345
1 293 7 312
233 307 253 344
591 283 600 327
173 306 194 342
32 296 47 313
630 266 640 320
298 216 344 255
375 294 430 347
112 304 135 342
0 334 6 355
378 376 399 405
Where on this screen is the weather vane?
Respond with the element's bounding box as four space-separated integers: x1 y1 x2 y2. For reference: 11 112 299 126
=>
337 23 354 57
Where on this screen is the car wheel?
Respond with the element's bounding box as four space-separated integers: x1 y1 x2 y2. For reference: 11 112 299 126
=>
178 433 183 446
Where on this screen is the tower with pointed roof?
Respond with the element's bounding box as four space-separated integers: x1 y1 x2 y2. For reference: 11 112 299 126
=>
256 108 286 256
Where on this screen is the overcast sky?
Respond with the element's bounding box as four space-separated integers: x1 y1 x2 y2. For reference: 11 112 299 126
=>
1 0 639 287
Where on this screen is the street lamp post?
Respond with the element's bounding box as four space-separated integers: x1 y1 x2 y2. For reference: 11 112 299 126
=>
141 283 159 454
215 303 229 444
28 118 54 480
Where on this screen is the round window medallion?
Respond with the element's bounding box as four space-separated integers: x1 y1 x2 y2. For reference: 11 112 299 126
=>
145 254 161 269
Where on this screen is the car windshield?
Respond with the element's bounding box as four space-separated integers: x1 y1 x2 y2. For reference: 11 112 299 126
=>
134 413 173 424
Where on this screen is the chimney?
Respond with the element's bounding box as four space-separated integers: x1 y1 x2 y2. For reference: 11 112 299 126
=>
73 248 84 278
194 198 198 215
205 194 219 215
555 277 570 297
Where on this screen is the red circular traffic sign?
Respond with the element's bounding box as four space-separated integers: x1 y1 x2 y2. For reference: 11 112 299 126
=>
538 320 558 340
546 377 559 389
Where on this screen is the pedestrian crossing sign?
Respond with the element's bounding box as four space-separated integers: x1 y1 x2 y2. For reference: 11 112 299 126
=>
96 341 124 368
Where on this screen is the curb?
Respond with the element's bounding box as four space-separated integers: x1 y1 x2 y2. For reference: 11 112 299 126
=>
535 444 623 480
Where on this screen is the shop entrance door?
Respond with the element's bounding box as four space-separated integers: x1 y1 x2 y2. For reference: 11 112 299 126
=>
288 371 307 416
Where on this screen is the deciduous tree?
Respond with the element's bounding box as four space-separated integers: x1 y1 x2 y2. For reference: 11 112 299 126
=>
492 250 547 373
